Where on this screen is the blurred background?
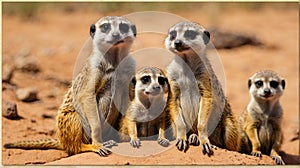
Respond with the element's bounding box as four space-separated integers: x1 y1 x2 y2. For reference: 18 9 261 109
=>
2 2 299 165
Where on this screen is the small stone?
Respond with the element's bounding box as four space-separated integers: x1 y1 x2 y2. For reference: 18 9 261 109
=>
2 65 14 83
2 100 19 119
16 87 38 102
14 55 40 73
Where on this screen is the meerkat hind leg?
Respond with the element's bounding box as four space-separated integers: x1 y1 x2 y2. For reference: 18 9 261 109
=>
157 125 170 147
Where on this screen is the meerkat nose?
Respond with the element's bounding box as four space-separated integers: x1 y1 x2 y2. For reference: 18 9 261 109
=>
264 88 271 95
174 40 183 47
153 84 161 90
112 33 120 39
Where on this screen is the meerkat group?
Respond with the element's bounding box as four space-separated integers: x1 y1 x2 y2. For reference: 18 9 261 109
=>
4 16 286 165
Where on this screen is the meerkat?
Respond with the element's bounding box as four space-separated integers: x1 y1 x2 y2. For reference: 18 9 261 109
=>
239 70 285 165
119 67 170 148
165 21 239 155
4 16 137 156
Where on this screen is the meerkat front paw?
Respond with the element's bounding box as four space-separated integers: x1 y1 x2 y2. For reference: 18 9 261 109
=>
200 139 213 156
93 142 112 156
158 138 170 147
96 147 111 156
251 151 262 157
271 155 285 165
188 134 200 146
176 138 189 152
130 138 141 148
103 140 118 148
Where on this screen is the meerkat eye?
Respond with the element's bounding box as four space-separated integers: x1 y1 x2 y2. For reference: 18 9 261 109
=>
184 30 199 40
100 23 111 32
270 81 279 88
158 77 165 85
169 30 177 40
255 80 263 88
141 76 150 84
119 23 129 33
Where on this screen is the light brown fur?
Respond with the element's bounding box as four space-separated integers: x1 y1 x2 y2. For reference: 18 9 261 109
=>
165 21 239 155
119 67 170 148
239 70 285 165
4 16 136 156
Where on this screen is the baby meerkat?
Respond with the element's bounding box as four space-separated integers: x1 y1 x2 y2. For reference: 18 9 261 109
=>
119 67 170 148
4 16 137 157
165 21 239 155
239 70 286 165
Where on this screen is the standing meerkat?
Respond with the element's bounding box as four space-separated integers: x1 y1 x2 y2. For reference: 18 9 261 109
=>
119 67 170 148
239 70 285 165
4 16 137 156
165 21 239 155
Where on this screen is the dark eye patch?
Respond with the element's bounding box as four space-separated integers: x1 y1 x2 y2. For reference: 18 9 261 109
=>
119 23 129 33
100 23 111 32
270 81 279 88
184 30 199 40
158 77 165 85
141 76 150 84
255 80 263 88
169 30 177 40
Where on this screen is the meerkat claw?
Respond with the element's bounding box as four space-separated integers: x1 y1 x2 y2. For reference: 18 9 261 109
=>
251 151 262 157
96 148 111 157
176 138 189 152
158 138 170 147
188 134 200 146
271 156 285 165
103 140 118 148
130 139 141 148
202 142 213 156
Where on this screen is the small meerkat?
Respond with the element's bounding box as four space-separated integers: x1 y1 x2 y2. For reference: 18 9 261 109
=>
239 70 285 165
119 67 170 148
4 16 137 156
165 21 239 155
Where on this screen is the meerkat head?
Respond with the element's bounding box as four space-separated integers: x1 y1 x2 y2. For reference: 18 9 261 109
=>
248 70 285 101
90 16 136 53
165 21 210 56
130 67 169 107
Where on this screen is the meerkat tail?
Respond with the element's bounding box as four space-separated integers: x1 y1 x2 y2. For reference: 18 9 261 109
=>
4 139 62 150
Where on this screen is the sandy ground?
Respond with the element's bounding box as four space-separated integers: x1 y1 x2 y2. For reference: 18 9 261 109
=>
2 4 299 165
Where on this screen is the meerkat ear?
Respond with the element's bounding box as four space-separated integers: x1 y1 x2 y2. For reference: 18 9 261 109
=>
90 24 96 39
164 77 169 85
281 79 285 89
131 77 136 86
131 25 137 37
203 30 210 45
248 79 252 89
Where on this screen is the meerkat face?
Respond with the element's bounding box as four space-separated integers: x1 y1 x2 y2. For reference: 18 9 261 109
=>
131 67 169 100
248 70 285 101
90 16 136 52
165 21 210 56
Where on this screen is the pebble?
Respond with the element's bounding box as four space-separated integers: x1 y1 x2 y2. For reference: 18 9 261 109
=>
2 100 19 119
16 87 38 102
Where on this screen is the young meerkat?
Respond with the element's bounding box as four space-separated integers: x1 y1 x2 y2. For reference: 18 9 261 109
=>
119 67 170 148
165 21 239 155
4 16 137 156
239 70 286 165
